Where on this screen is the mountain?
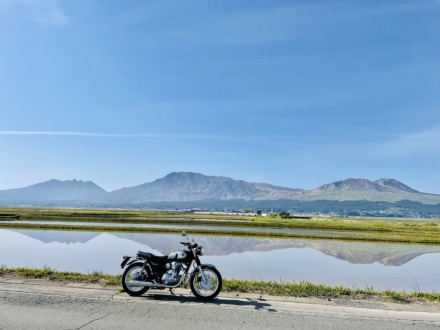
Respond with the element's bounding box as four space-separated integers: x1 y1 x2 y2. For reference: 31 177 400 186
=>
304 177 440 204
108 172 302 202
107 172 256 202
374 179 419 193
0 179 107 202
1 173 440 217
312 178 419 194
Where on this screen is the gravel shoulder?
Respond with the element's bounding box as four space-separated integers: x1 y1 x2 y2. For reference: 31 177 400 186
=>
1 274 440 330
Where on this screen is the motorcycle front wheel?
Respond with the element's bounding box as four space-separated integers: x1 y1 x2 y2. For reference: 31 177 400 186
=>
190 267 222 300
122 263 150 296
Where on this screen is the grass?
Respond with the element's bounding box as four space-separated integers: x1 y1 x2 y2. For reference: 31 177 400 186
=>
1 266 438 303
0 265 121 286
222 279 440 303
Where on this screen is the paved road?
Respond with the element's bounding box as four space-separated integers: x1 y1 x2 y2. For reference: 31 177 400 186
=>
0 277 439 329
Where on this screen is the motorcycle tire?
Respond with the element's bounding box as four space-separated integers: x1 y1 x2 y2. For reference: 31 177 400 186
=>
190 266 222 300
122 263 151 296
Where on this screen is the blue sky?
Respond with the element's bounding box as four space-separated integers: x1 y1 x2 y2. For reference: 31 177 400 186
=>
0 0 439 193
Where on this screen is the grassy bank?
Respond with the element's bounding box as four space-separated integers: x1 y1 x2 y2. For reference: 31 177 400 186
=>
0 207 439 244
1 266 438 303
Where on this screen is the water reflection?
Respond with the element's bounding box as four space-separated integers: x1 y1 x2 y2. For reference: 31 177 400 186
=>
1 229 439 292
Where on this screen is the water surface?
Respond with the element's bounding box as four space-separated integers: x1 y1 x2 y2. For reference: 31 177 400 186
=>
1 229 439 292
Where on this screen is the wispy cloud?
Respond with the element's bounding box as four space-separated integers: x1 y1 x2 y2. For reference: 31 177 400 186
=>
0 130 231 140
0 0 68 26
375 127 440 157
170 1 439 46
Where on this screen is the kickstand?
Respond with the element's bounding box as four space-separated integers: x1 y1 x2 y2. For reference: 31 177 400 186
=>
169 288 176 296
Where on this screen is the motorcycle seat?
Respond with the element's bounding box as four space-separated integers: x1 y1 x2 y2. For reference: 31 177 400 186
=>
137 251 169 263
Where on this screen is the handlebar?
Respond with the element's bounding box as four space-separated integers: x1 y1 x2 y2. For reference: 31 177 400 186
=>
180 242 198 248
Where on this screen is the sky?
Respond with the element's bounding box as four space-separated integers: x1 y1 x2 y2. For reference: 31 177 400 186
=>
0 0 439 194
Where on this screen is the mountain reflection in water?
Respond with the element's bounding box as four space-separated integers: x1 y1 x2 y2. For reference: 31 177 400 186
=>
1 229 439 292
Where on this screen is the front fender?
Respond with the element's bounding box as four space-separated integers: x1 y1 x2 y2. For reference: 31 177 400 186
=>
201 263 217 269
191 263 217 274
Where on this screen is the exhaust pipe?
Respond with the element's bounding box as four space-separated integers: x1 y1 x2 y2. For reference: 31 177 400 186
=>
128 280 155 287
127 280 178 289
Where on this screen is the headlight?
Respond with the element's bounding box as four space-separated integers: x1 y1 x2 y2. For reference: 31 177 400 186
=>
197 246 205 256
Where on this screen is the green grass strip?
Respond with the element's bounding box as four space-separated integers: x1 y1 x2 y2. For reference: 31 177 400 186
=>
1 266 439 303
0 265 121 286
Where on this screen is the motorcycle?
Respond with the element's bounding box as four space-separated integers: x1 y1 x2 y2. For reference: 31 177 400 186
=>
120 231 222 300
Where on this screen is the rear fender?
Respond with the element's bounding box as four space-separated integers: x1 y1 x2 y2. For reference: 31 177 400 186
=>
127 259 146 267
120 256 131 269
121 256 146 269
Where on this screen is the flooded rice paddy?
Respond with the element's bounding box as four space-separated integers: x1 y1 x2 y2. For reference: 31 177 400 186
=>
1 228 439 292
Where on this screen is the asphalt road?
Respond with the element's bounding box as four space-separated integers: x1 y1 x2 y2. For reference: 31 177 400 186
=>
0 276 439 330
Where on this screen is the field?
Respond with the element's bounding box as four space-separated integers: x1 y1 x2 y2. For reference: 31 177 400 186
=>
0 207 439 244
1 207 440 302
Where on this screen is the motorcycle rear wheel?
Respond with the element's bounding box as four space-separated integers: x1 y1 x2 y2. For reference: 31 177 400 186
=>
122 263 150 296
190 267 222 300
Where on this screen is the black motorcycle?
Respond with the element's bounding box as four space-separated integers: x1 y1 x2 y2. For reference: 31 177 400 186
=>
120 231 222 300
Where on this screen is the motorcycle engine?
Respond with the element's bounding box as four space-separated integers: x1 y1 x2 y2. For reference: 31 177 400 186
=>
161 261 182 285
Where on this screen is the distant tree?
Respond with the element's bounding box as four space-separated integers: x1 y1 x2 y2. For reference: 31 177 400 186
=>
243 208 255 214
256 210 262 216
279 210 290 219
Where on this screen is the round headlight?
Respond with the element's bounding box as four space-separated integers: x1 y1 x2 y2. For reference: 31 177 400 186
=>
198 246 205 256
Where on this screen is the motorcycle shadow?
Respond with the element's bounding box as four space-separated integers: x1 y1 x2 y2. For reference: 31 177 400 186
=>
137 291 277 312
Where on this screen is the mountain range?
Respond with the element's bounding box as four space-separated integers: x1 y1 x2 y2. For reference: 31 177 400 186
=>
1 172 440 216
